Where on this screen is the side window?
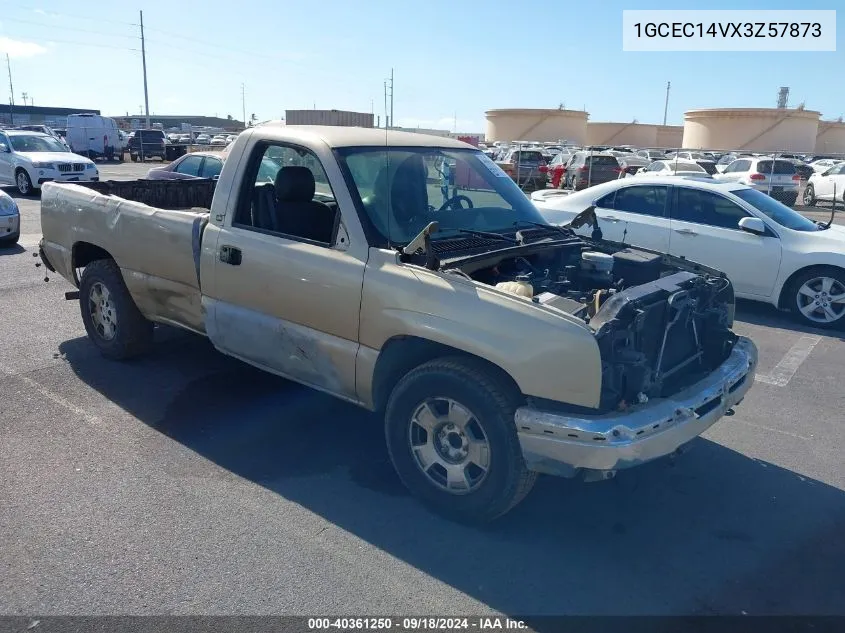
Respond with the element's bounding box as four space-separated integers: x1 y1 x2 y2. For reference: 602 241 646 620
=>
673 188 749 229
174 155 203 176
595 191 616 208
732 159 751 173
199 157 223 179
613 186 668 217
234 143 338 246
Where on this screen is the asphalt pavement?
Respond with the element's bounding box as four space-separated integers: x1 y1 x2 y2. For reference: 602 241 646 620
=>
1 164 844 619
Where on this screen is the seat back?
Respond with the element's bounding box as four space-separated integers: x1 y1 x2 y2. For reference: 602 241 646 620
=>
273 166 337 243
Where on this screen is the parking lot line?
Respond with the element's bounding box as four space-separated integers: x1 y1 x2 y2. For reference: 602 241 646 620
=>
1 366 102 427
755 334 822 387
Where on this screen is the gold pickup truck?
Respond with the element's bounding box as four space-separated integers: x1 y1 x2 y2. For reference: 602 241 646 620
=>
39 125 757 522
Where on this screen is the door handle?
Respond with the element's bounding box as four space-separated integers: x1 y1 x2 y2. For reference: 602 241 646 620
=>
674 228 698 236
219 245 242 265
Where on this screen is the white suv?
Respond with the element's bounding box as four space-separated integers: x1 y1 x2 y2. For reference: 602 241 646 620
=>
0 130 99 195
713 156 800 206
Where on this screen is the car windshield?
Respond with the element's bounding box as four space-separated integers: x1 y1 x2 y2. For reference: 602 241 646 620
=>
732 188 819 232
338 147 549 246
8 134 68 153
669 161 705 172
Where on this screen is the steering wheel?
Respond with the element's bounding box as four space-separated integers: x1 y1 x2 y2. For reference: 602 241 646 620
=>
437 195 474 212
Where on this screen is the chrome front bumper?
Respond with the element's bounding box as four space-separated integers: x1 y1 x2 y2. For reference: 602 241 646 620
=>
515 337 758 477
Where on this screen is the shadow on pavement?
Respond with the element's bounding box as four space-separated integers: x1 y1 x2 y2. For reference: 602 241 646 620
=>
58 332 845 619
734 299 845 339
0 243 25 255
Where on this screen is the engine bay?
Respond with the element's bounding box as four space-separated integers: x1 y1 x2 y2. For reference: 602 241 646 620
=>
445 241 737 412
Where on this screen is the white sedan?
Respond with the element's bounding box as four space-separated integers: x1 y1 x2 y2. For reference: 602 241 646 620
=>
809 158 842 173
633 160 711 178
533 176 845 328
0 130 99 195
804 162 845 205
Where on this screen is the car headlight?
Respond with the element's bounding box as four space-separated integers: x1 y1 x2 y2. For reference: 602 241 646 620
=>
32 162 55 169
0 195 18 216
86 163 96 170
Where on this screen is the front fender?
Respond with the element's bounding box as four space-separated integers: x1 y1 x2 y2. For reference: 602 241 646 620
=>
359 251 603 409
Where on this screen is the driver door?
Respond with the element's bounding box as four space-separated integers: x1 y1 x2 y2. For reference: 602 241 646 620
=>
0 133 12 184
593 184 671 251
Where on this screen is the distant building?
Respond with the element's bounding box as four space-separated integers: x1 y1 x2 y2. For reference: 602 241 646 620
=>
0 104 101 127
110 114 245 132
286 109 374 128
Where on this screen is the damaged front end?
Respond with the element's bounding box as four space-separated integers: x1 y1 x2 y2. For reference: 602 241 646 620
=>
591 266 737 412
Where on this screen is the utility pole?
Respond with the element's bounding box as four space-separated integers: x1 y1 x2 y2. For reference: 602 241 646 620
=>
662 81 671 126
389 68 394 132
139 11 150 128
241 83 246 128
21 92 28 107
383 80 388 128
5 54 14 125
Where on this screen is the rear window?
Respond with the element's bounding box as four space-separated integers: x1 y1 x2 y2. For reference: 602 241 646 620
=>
586 156 619 167
139 130 165 140
513 151 544 162
756 160 796 175
670 161 705 172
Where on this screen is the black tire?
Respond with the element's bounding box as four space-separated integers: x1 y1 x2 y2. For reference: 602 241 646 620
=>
79 259 153 359
785 266 845 330
15 169 33 196
385 357 537 523
803 184 816 207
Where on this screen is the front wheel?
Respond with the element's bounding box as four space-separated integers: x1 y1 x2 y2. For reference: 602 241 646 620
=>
79 259 154 359
15 169 33 196
385 357 537 523
788 267 845 329
803 184 816 207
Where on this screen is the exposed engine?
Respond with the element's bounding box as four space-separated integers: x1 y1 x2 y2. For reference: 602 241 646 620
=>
451 243 736 412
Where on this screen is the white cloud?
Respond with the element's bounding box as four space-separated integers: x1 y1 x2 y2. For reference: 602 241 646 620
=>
0 36 48 59
34 8 60 18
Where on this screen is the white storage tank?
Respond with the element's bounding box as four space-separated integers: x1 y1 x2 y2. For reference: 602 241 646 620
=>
586 122 657 147
485 108 588 144
682 108 820 153
815 120 845 154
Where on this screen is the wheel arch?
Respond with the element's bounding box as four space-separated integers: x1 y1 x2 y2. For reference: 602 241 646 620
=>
778 264 845 309
371 335 522 414
71 241 115 286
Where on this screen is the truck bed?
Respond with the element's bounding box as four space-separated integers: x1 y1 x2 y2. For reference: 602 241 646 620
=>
40 180 212 333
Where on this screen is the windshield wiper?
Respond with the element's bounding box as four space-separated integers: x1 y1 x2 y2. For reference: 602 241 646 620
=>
436 227 519 244
512 220 572 237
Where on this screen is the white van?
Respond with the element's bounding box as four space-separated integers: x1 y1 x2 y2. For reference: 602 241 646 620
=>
66 114 121 161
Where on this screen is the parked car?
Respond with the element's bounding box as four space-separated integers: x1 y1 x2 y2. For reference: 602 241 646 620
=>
147 151 224 180
65 113 121 161
534 176 845 328
128 129 167 162
809 158 842 173
195 134 211 145
634 160 709 178
563 152 621 190
788 160 814 181
0 130 99 195
0 188 20 245
803 162 845 206
546 152 569 188
210 135 228 146
495 149 548 190
666 151 712 162
636 149 667 161
38 127 757 521
712 157 800 206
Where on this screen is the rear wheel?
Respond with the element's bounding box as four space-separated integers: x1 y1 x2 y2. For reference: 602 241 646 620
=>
79 259 153 359
803 184 816 206
385 357 537 523
788 267 845 329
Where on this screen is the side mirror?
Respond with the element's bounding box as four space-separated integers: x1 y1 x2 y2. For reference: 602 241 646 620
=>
739 217 766 235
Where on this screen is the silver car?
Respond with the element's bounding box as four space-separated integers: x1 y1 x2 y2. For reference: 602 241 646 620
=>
713 156 800 206
0 189 20 246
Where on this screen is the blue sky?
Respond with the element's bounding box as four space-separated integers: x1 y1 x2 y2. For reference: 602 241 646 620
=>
0 0 842 131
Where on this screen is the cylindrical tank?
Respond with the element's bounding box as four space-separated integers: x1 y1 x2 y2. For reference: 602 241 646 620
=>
485 108 588 144
815 120 845 154
682 108 820 153
586 122 657 147
655 125 684 149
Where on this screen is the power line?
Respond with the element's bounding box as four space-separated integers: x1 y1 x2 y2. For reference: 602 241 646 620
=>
142 27 306 65
1 16 139 39
33 37 140 52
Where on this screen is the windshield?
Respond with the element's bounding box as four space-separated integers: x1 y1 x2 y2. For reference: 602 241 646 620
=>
732 188 819 232
8 134 68 153
337 147 549 246
669 161 705 172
